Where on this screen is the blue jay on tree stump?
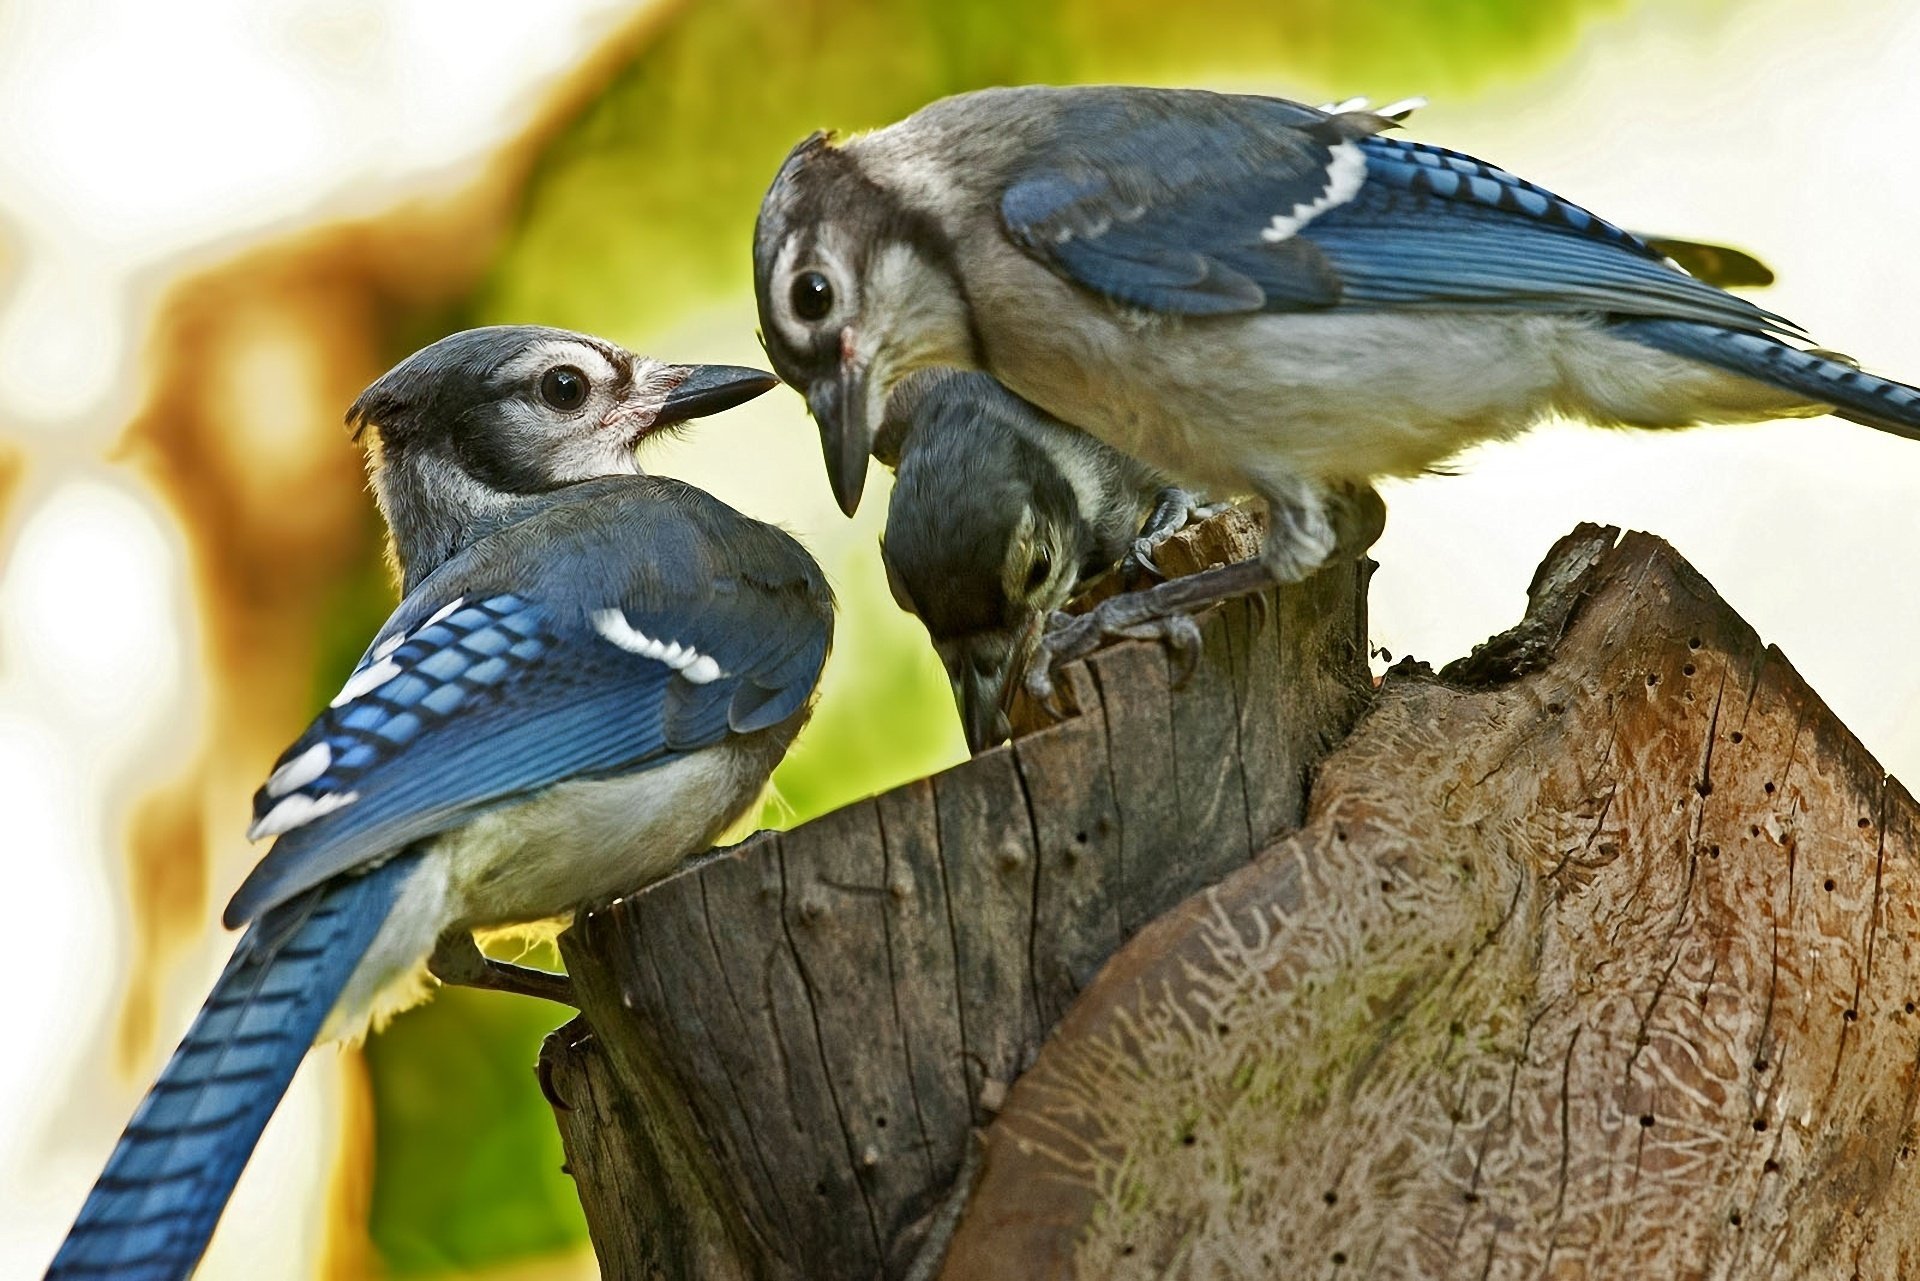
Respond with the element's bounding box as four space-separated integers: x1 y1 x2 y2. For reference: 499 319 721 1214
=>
47 325 832 1281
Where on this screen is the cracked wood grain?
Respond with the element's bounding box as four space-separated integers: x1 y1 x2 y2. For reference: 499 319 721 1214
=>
538 510 1371 1279
940 528 1920 1280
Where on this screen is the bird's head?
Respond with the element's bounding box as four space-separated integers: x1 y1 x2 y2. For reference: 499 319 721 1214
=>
754 132 979 517
880 373 1082 753
347 325 775 585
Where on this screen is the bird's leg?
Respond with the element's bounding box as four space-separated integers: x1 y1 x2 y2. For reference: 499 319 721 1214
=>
1022 476 1382 711
428 930 576 1007
1023 556 1275 706
1255 474 1339 584
1324 481 1387 561
1124 487 1232 579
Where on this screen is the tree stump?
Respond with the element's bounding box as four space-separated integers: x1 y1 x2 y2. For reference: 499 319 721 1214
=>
944 525 1920 1279
542 521 1918 1279
539 512 1375 1279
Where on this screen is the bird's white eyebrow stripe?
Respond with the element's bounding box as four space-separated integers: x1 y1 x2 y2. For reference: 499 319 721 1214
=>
495 339 621 386
590 610 724 684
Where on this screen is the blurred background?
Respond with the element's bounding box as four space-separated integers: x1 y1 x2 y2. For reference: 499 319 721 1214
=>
5 0 1918 1276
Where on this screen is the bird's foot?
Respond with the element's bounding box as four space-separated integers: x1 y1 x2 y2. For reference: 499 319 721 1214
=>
1125 488 1232 579
1258 480 1384 582
429 931 576 1007
1023 557 1276 708
1255 479 1339 583
1326 482 1387 560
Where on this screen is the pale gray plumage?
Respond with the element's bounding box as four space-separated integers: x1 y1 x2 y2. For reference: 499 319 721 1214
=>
878 368 1196 750
752 84 1920 585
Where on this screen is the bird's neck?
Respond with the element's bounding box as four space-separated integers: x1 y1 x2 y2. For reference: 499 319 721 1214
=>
372 449 540 593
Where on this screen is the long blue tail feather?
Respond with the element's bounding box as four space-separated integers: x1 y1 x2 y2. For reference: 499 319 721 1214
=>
1615 317 1920 442
47 855 416 1281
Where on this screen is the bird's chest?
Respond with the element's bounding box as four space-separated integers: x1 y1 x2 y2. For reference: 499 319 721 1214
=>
434 740 771 927
971 275 1286 492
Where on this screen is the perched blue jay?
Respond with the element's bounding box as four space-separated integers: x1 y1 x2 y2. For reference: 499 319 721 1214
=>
47 326 832 1281
878 368 1215 750
751 86 1920 647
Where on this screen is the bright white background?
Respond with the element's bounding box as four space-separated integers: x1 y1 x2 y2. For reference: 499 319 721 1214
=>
2 1 1917 1277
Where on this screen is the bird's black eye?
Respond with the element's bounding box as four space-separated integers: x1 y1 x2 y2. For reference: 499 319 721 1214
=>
791 271 834 322
1025 548 1053 593
539 365 588 411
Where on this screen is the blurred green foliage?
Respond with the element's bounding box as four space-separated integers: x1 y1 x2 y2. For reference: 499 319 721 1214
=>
368 0 1636 1271
365 976 586 1273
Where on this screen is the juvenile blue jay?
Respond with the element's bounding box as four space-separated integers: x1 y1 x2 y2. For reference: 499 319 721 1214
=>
878 368 1213 750
751 86 1920 658
47 326 832 1281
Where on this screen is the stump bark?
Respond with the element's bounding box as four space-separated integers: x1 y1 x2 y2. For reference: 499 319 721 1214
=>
542 521 1919 1279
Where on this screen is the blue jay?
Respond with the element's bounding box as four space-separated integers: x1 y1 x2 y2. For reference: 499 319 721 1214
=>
751 85 1920 629
878 220 1781 745
878 368 1216 751
47 325 832 1281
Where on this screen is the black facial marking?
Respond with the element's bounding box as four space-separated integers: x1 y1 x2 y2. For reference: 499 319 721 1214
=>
448 415 569 495
753 138 986 393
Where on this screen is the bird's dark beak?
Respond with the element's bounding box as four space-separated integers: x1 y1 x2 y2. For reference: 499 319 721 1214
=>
955 655 1013 755
940 619 1042 755
807 332 873 517
657 364 780 426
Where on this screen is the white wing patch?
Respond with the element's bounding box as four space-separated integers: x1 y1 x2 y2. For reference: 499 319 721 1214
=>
1318 95 1426 122
249 789 360 841
332 597 465 708
591 609 723 684
265 741 331 798
421 597 466 629
1260 140 1367 244
330 657 402 707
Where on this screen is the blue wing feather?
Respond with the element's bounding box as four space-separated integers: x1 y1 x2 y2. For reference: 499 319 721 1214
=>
997 89 1801 335
1614 318 1920 438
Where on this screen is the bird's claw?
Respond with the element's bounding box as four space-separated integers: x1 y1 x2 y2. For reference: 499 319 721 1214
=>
1122 489 1228 581
429 932 577 1007
1125 536 1167 581
1022 589 1215 714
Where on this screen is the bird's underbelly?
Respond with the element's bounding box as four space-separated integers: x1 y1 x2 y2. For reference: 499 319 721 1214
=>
981 304 1810 495
439 741 774 926
323 736 783 1040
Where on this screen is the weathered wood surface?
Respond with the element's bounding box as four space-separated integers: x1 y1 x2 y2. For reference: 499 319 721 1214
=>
941 526 1920 1279
539 511 1375 1279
